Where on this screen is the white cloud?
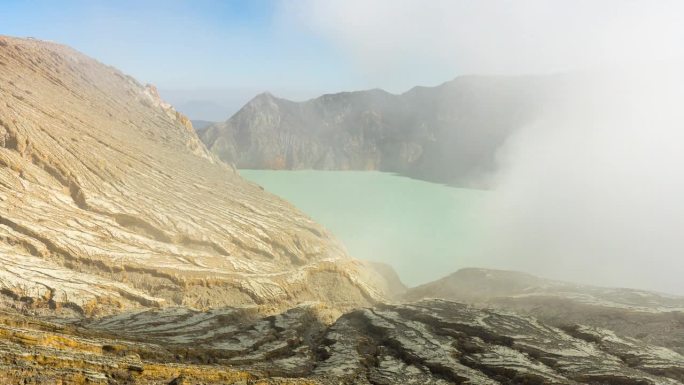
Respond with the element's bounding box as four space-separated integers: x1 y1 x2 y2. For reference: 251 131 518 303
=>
481 71 684 294
281 0 684 90
282 1 684 293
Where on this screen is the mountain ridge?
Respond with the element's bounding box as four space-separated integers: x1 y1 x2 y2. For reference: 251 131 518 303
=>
1 35 682 383
199 75 560 185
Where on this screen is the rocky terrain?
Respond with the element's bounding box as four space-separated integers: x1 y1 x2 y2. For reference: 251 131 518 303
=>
0 35 391 317
406 268 684 355
1 298 682 384
1 35 683 384
199 75 566 185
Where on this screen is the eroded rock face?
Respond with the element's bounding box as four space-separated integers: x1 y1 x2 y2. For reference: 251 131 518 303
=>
406 268 684 355
0 35 388 316
2 299 680 384
199 77 559 185
2 35 680 383
0 309 310 384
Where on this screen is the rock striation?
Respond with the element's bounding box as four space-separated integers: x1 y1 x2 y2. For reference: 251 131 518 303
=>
406 268 684 356
199 76 563 185
1 299 682 384
0 35 389 316
2 35 682 384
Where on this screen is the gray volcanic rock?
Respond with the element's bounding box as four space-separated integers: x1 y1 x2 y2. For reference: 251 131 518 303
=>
406 268 684 355
4 299 677 384
200 76 560 185
2 34 681 384
0 35 389 316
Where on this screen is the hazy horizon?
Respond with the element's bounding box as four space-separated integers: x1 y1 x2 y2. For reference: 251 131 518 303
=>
7 1 684 118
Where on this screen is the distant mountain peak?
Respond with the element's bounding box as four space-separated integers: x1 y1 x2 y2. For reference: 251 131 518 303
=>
252 91 277 100
199 75 550 185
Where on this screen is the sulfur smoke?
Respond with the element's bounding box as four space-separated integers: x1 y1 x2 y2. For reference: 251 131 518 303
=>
482 70 684 294
284 0 684 294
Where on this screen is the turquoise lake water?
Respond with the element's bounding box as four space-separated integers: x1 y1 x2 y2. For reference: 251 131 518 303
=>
239 170 489 287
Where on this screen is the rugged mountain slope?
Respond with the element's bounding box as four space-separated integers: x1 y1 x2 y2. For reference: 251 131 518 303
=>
0 35 389 316
190 119 216 133
406 268 684 355
200 76 561 185
2 35 681 383
1 299 682 384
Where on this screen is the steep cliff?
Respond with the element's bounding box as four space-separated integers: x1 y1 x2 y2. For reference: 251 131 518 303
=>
200 76 559 185
0 35 389 316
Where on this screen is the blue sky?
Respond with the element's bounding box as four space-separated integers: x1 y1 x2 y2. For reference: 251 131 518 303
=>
4 1 682 120
0 1 380 119
1 1 350 88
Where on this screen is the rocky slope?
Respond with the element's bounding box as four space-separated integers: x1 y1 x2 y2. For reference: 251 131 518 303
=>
0 35 390 317
406 268 684 355
1 299 682 384
190 119 216 133
199 76 563 185
2 35 682 383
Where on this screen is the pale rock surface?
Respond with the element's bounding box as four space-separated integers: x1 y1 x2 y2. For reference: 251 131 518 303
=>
0 35 388 316
1 35 681 384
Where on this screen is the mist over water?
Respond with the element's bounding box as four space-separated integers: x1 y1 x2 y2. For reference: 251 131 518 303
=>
279 1 684 294
240 170 489 287
239 71 684 295
480 71 684 294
